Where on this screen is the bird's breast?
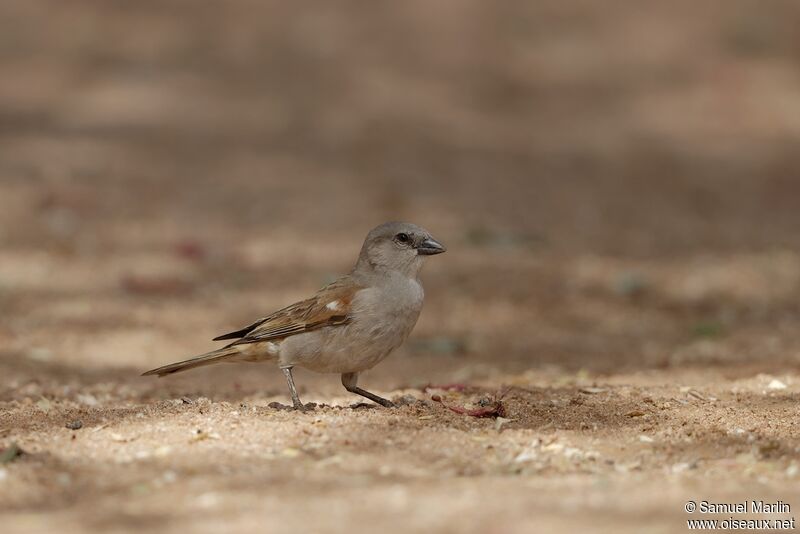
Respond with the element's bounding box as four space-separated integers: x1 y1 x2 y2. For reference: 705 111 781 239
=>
350 279 423 346
281 277 425 373
353 278 423 325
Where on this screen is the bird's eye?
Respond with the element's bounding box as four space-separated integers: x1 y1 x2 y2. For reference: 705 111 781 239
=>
396 232 410 244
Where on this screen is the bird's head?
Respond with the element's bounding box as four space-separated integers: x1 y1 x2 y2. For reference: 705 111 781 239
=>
355 221 446 278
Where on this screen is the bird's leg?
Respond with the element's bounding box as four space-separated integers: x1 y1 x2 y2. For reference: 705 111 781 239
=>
281 366 304 409
341 372 394 408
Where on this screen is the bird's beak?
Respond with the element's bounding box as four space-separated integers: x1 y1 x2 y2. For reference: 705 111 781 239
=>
416 237 446 255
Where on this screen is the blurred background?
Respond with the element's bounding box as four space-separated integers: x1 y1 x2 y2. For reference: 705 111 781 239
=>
3 1 800 532
3 0 800 382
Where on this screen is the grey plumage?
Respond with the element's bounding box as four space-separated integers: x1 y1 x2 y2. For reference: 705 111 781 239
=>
143 222 446 408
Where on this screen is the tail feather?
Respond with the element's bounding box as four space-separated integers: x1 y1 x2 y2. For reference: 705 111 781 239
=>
142 347 240 377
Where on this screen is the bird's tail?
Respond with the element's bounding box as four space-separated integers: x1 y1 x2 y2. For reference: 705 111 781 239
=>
141 346 241 377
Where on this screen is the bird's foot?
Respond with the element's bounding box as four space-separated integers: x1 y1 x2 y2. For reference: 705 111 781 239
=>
375 398 395 408
349 398 395 409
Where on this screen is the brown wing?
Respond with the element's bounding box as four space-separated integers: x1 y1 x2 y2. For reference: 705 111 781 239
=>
212 319 266 341
215 277 362 346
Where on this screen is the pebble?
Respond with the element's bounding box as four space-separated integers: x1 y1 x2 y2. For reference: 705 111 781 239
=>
281 448 301 458
494 417 513 431
767 379 788 390
77 394 99 407
66 420 83 430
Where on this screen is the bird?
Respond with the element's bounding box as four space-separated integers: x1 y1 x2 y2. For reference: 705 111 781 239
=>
142 222 446 409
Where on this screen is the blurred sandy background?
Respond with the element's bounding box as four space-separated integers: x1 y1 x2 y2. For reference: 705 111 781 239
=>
2 2 800 533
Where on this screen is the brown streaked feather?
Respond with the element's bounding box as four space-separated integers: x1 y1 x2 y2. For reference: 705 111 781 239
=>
212 319 266 341
216 277 363 347
141 346 241 377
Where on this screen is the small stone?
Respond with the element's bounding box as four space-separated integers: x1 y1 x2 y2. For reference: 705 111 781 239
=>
65 420 83 430
281 448 301 458
687 390 707 401
639 435 654 443
616 460 642 473
767 379 787 390
36 397 52 413
394 394 419 406
543 442 564 453
579 387 608 394
494 417 513 431
0 443 24 464
671 462 691 473
77 394 99 406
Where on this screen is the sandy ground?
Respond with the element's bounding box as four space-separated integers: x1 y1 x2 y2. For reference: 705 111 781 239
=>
3 1 800 533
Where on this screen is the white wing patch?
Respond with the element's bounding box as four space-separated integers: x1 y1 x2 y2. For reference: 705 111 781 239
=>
326 300 341 311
